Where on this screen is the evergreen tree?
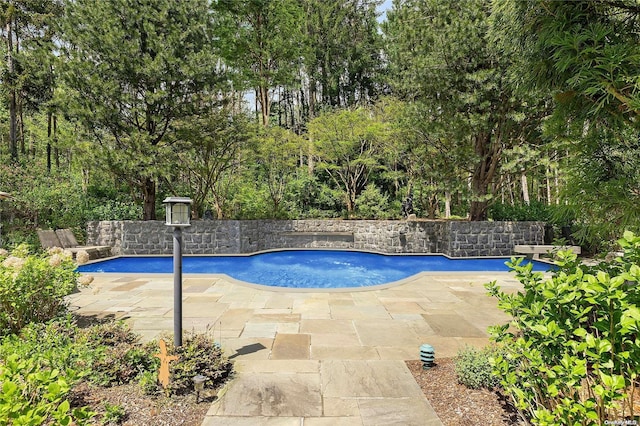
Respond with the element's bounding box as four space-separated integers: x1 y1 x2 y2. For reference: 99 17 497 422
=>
217 0 306 127
59 0 225 220
491 0 640 243
0 0 62 162
384 0 547 220
303 0 384 111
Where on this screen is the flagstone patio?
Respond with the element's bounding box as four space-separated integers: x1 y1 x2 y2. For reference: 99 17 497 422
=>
67 271 523 425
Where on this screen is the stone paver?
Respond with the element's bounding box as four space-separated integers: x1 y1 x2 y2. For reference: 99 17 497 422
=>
271 333 310 360
68 271 524 425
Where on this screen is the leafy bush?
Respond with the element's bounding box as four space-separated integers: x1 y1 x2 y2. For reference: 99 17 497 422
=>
0 319 96 425
0 316 91 380
138 370 160 396
486 231 640 424
488 200 554 222
160 331 233 395
286 174 343 219
101 402 126 425
0 353 95 425
355 184 391 219
0 163 90 231
454 345 502 390
0 317 233 423
80 321 158 386
0 245 79 335
86 200 142 221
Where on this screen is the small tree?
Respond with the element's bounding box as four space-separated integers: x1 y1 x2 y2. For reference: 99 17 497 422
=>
309 108 386 217
251 126 303 216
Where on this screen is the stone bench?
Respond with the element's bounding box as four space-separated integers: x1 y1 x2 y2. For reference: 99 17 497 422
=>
280 232 354 242
514 244 581 259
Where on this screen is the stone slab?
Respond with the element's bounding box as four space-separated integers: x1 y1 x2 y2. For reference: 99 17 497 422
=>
202 416 302 426
310 332 360 347
304 417 364 426
311 346 379 360
353 320 422 347
300 319 355 334
358 397 443 426
208 373 322 417
223 338 273 360
234 360 319 374
321 360 423 398
111 281 148 291
271 333 310 360
421 313 487 337
321 397 360 417
242 322 278 338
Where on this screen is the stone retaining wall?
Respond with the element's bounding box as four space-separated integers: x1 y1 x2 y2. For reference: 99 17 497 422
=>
87 220 544 257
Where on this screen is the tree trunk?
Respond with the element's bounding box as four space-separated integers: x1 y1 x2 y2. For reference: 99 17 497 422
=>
521 172 530 205
259 85 270 126
142 177 156 220
469 132 501 221
444 191 451 218
18 97 24 155
7 19 18 162
47 111 53 173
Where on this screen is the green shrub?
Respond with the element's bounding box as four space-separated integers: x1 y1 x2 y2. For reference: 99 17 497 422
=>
86 200 142 221
0 245 79 335
454 345 502 390
138 370 160 396
488 201 554 222
0 353 95 425
160 331 233 395
0 316 92 381
80 321 158 386
355 184 391 219
101 402 126 425
486 230 640 425
0 319 96 425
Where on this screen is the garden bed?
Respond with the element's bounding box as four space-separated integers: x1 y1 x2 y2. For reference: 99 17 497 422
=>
406 358 525 426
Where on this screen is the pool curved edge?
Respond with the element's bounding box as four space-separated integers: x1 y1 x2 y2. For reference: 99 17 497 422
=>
76 249 555 292
75 269 542 293
78 247 558 264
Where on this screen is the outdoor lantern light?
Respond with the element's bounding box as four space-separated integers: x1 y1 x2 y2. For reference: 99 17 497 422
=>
164 197 193 347
420 343 435 370
164 197 192 226
192 374 206 402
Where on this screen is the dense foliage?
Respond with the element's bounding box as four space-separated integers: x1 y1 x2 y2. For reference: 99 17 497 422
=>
486 231 640 424
0 245 78 335
0 316 233 424
454 345 504 390
0 0 638 250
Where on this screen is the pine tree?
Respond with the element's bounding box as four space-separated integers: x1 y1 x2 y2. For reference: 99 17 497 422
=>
59 0 225 219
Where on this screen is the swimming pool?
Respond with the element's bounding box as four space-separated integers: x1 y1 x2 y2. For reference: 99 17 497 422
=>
77 250 551 289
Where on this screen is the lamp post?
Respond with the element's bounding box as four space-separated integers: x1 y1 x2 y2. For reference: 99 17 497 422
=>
164 196 192 347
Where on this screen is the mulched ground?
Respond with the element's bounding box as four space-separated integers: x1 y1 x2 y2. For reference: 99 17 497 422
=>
406 358 526 426
70 382 212 426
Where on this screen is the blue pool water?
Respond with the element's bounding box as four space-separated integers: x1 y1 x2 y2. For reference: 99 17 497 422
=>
77 250 551 289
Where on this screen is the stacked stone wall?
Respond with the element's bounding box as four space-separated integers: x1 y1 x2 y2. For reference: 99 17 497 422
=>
87 219 543 257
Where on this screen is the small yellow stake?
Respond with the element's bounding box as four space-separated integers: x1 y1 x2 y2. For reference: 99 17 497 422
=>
154 339 179 389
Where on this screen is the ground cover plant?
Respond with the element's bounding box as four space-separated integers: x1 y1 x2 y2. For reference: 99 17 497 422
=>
485 231 640 424
0 317 233 425
0 246 233 425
